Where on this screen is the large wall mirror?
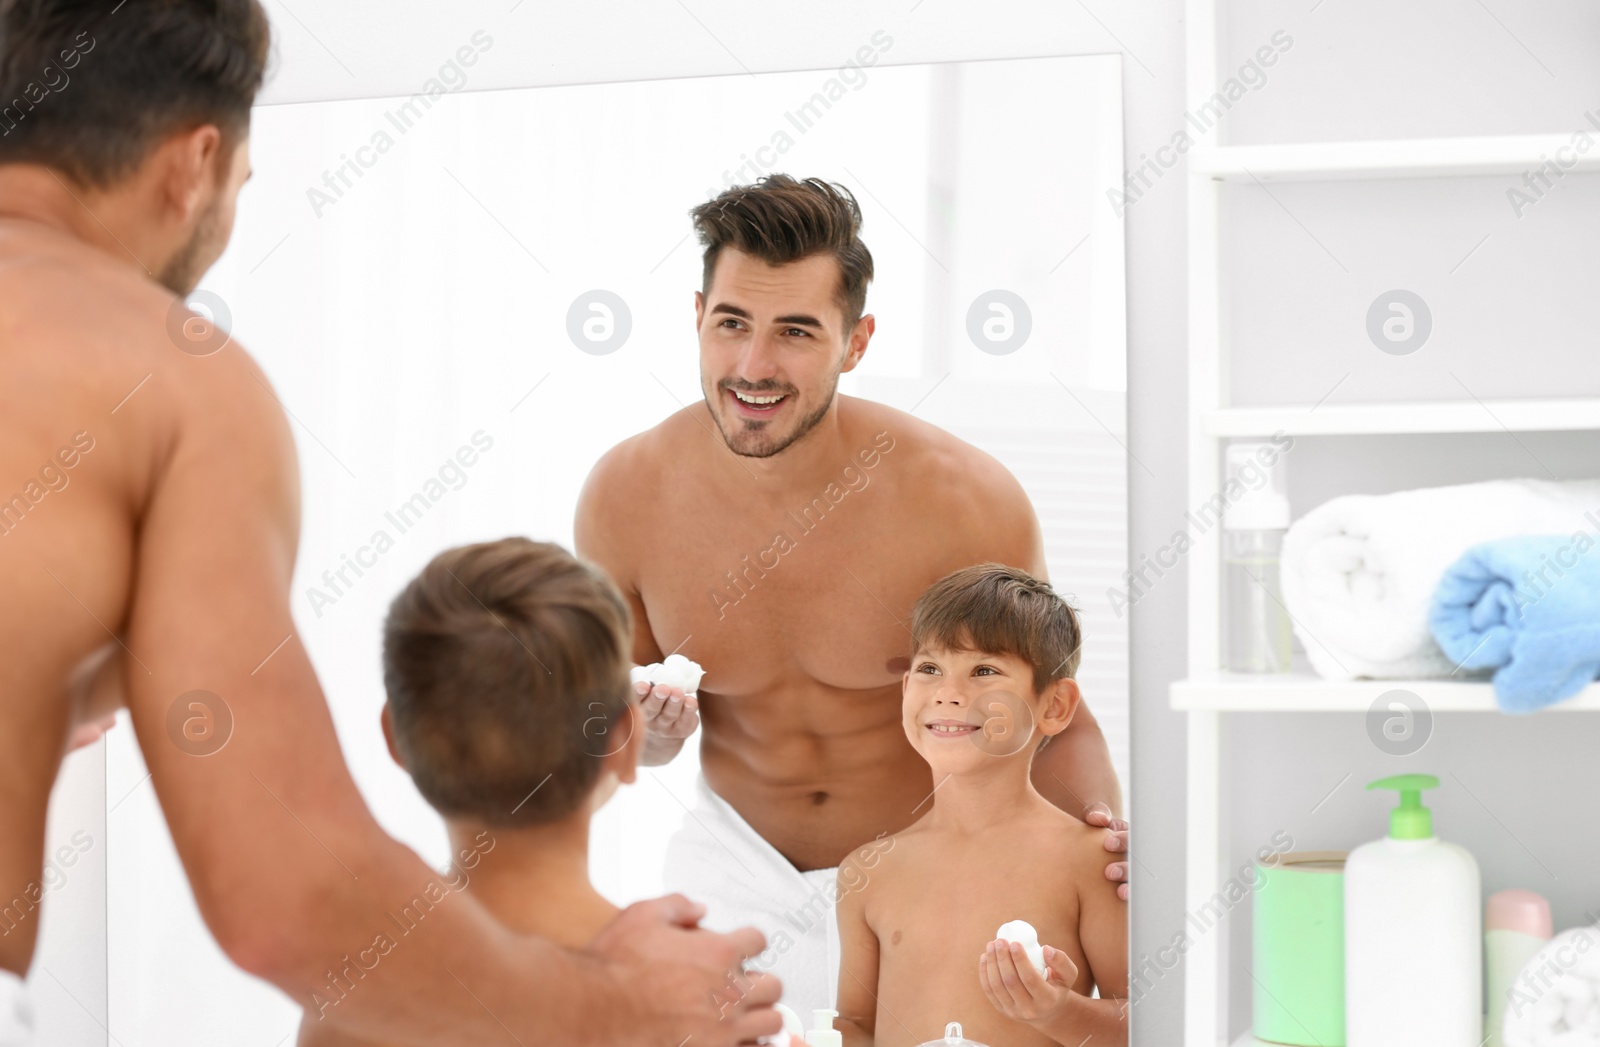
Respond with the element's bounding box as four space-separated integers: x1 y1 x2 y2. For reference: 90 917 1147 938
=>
37 36 1128 1044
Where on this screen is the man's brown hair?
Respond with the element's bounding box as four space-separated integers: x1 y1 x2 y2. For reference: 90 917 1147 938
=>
910 563 1084 694
689 174 875 332
383 538 634 827
0 0 271 187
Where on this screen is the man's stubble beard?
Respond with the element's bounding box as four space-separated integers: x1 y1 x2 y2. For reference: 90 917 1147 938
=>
707 365 843 459
157 197 221 296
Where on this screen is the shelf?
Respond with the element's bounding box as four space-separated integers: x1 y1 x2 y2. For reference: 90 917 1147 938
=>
1172 675 1600 713
1204 397 1600 437
1192 133 1600 181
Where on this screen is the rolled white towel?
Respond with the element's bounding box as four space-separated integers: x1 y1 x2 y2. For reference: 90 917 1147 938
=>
1503 927 1600 1047
630 653 705 695
1279 479 1600 679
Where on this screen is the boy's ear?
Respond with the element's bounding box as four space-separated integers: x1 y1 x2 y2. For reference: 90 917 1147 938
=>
380 705 408 771
1038 677 1081 738
603 702 645 785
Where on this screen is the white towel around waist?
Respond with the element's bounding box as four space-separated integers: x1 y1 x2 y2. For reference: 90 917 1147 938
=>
662 775 841 1019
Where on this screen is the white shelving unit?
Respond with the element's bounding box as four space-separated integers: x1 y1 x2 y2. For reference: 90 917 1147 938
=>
1205 398 1600 437
1191 134 1600 181
1174 675 1600 713
1176 3 1600 1044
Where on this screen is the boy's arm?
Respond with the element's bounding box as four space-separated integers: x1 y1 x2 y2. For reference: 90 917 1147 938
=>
834 853 881 1047
1077 842 1129 1001
979 827 1128 1046
982 945 1128 1046
1041 849 1131 1045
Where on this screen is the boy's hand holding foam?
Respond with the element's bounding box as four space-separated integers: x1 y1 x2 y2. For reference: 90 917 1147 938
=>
980 925 1082 1033
632 655 705 760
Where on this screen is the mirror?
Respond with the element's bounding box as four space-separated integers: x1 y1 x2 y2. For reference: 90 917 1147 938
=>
95 52 1127 1039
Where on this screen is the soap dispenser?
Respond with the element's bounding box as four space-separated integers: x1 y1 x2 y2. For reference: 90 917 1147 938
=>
1344 774 1481 1046
804 1009 841 1047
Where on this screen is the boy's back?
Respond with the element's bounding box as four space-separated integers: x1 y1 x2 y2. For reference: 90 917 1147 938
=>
839 797 1124 1047
298 538 640 1047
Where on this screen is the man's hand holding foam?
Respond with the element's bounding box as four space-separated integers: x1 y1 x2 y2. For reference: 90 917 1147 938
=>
631 655 705 762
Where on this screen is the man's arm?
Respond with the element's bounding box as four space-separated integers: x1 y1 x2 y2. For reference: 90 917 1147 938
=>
124 346 773 1046
989 465 1119 820
574 441 698 765
834 852 880 1047
980 456 1128 892
1030 701 1122 820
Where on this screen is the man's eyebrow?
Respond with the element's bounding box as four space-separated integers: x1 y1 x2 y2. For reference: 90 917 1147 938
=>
708 302 827 329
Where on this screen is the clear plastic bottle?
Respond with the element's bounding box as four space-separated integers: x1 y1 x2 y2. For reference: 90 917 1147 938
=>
1222 442 1292 673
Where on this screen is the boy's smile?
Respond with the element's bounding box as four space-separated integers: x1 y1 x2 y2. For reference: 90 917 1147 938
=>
903 645 1040 763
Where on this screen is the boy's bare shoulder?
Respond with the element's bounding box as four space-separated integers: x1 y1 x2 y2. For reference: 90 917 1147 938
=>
839 817 934 890
1002 801 1111 869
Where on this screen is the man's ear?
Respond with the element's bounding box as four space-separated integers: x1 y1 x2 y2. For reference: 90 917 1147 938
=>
156 123 225 223
1039 677 1081 739
840 313 875 374
380 705 408 771
693 290 705 332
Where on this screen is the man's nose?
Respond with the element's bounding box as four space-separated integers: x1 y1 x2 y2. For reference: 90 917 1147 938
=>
735 332 782 381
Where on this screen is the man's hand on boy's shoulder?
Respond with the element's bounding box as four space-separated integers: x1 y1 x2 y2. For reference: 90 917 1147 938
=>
1083 804 1129 902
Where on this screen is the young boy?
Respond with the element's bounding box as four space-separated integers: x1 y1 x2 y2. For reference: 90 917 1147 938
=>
297 537 646 1046
834 564 1128 1047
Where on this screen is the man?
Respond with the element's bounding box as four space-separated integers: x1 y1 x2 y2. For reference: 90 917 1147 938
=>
0 4 778 1044
576 174 1128 1017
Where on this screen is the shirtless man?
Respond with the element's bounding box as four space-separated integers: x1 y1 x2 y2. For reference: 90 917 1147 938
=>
575 174 1128 1018
0 4 777 1044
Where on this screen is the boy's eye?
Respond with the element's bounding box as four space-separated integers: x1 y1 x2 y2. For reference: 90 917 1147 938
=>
914 662 940 675
973 665 997 676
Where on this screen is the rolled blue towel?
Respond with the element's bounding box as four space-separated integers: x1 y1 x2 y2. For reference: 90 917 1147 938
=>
1429 534 1600 713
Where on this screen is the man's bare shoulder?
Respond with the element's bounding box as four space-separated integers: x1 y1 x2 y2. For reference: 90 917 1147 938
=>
839 395 1030 503
580 406 716 498
0 225 284 433
0 226 302 590
839 395 1039 566
574 408 705 546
